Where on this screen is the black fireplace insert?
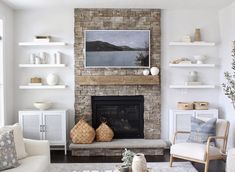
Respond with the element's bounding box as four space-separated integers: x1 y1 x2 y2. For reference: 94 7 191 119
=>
92 96 144 139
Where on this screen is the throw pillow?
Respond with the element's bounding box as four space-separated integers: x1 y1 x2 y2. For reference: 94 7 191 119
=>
0 123 28 159
187 117 217 144
0 130 20 171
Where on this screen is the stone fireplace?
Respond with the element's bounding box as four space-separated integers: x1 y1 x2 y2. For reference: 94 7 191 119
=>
74 8 161 140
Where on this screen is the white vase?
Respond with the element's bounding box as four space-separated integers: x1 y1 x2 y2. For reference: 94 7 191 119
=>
56 52 62 64
132 153 147 172
47 73 59 86
40 52 47 64
143 69 150 76
187 71 198 82
150 67 159 76
30 54 35 64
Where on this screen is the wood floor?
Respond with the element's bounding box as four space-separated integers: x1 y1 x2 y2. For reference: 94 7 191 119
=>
51 149 225 172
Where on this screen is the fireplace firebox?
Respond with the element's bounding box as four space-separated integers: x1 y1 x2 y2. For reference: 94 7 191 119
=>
92 96 144 139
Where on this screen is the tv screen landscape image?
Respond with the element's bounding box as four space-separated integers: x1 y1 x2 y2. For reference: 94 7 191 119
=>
85 30 150 68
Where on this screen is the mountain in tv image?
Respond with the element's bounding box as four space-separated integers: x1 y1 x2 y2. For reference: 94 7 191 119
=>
86 41 146 52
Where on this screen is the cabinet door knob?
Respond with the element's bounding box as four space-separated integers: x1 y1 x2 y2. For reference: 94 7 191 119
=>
44 125 47 132
40 125 43 132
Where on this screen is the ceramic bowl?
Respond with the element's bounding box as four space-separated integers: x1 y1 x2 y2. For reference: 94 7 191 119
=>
34 102 52 110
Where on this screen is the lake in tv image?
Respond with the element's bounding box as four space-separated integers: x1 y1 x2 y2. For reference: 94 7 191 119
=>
85 30 150 68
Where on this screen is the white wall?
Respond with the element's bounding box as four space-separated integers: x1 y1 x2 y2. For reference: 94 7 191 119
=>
13 8 221 140
0 2 14 125
161 9 220 140
0 19 3 126
219 2 235 148
14 9 75 128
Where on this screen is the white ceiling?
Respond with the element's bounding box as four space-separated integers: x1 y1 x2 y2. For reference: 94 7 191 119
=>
2 0 235 10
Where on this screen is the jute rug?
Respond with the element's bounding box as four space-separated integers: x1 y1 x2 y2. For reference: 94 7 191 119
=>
50 162 198 172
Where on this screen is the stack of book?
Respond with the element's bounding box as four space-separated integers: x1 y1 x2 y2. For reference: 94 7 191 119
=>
29 77 42 86
34 36 51 43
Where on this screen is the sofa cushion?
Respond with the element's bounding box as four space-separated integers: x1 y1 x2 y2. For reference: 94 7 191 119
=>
0 131 20 171
187 117 217 144
0 124 28 159
3 155 49 172
171 142 221 161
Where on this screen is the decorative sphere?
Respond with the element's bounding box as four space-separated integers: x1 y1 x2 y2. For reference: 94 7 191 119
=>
143 69 150 76
47 73 59 86
150 67 159 76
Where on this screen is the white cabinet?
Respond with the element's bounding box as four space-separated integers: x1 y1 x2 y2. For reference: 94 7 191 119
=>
19 111 42 140
19 110 68 154
169 109 218 143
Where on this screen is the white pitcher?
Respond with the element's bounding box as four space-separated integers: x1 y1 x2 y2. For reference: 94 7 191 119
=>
132 153 147 172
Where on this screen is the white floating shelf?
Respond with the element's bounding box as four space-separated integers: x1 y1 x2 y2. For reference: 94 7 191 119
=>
169 64 215 67
19 85 67 89
19 64 66 68
170 85 215 89
169 42 215 46
18 42 67 46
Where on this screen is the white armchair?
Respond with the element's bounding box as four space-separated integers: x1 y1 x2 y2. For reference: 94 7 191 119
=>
169 119 230 172
4 139 50 172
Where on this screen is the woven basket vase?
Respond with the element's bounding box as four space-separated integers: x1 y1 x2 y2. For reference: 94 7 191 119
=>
70 118 95 144
96 122 114 142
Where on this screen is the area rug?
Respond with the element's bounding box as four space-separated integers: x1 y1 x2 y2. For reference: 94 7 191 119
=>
50 162 198 172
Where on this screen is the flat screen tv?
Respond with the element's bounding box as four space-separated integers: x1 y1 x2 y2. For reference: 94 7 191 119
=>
85 30 150 68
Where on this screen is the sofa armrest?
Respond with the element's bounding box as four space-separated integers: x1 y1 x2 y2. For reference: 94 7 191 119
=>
227 149 235 172
23 138 50 162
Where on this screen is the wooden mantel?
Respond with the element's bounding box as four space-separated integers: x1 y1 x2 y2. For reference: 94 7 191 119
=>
77 75 160 86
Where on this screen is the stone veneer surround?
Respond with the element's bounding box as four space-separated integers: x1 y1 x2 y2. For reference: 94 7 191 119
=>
74 8 161 139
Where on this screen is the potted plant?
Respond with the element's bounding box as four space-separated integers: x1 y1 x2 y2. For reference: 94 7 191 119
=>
222 41 235 109
119 149 135 172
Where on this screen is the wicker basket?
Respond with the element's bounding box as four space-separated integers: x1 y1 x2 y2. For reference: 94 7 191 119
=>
70 118 95 144
177 102 193 110
194 102 209 110
96 122 114 142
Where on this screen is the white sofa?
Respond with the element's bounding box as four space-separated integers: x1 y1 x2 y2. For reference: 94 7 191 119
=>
227 148 235 172
4 138 50 172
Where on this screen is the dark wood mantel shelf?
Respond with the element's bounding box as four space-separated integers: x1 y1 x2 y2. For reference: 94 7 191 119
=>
77 75 160 86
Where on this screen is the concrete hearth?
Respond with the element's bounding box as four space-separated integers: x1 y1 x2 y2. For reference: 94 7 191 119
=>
69 139 167 156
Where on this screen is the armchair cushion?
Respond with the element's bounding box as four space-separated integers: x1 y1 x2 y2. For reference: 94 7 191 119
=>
216 119 229 149
171 142 221 161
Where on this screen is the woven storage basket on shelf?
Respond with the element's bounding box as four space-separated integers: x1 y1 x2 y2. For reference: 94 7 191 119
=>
70 118 95 144
177 102 193 110
96 122 114 142
194 101 209 110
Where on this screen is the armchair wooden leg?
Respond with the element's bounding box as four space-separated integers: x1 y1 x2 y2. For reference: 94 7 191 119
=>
169 155 174 167
204 160 210 172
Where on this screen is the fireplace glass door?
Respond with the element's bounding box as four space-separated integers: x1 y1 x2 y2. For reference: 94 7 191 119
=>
92 96 144 139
